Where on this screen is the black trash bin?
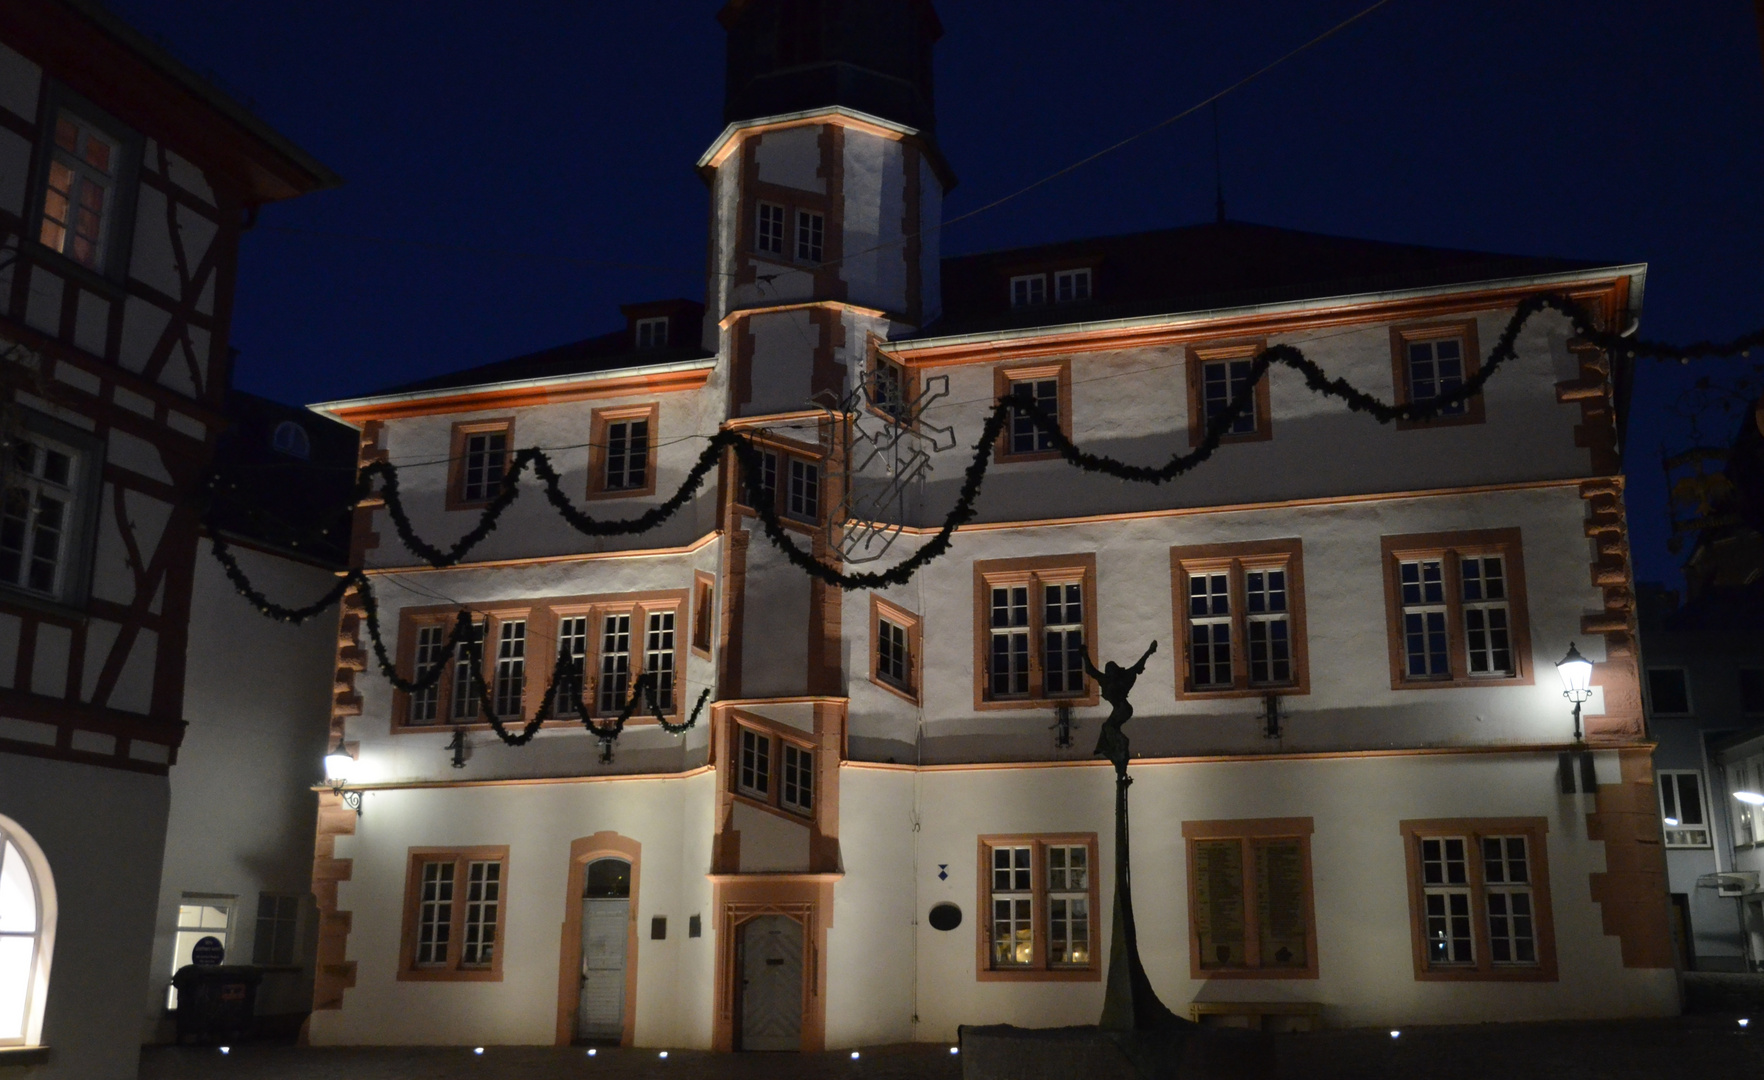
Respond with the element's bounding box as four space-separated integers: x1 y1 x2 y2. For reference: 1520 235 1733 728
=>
172 965 262 1045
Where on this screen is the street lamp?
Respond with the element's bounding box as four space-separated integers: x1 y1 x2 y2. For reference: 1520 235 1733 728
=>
1555 642 1594 742
1736 791 1764 806
324 748 363 815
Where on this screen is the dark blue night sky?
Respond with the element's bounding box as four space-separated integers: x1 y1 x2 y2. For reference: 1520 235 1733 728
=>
102 1 1764 586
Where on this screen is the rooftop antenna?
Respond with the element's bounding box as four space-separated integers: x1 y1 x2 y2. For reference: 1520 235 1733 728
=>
1212 101 1226 224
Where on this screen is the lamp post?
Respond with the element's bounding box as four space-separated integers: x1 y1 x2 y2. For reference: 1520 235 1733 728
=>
1555 642 1594 743
324 749 363 815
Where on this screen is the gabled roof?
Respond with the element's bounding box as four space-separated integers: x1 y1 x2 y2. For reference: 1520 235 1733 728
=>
365 329 715 400
924 220 1627 339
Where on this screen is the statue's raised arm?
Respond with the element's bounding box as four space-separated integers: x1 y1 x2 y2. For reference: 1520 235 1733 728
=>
1129 639 1157 675
1082 649 1105 683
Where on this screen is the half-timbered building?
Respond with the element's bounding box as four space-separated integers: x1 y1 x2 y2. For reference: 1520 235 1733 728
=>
305 0 1677 1052
0 2 335 1076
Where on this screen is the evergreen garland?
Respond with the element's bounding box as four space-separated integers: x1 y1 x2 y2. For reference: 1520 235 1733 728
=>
207 291 1763 751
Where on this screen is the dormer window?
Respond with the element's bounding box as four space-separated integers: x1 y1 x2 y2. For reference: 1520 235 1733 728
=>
1055 268 1091 304
635 317 668 351
1010 275 1046 308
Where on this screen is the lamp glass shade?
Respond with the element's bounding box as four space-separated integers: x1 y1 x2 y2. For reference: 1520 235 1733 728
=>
1556 642 1594 701
1735 791 1764 806
323 752 353 783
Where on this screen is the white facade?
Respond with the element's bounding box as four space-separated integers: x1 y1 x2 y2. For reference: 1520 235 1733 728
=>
301 4 1675 1053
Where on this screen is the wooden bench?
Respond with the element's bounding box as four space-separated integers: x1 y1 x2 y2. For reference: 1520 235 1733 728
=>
1189 1001 1324 1032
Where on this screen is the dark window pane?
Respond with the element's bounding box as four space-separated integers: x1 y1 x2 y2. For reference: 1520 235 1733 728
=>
1647 668 1690 715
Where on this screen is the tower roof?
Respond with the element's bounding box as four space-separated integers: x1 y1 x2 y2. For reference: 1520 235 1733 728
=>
719 0 941 134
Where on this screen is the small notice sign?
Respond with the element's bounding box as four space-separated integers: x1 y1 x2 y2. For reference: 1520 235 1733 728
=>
191 935 225 967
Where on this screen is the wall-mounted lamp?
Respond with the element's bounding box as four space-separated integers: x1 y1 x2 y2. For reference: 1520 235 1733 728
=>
447 728 468 770
1555 642 1594 742
324 748 363 816
1736 791 1764 807
1051 703 1075 750
1261 693 1284 740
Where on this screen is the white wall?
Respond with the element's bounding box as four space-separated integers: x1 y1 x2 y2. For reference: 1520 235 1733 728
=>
306 771 717 1047
0 756 167 1079
141 544 341 1039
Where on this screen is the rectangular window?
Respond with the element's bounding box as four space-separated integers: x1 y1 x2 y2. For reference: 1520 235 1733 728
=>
408 624 446 724
979 836 1100 979
1658 770 1710 847
1010 274 1046 308
869 596 921 702
400 848 509 981
1201 359 1259 436
750 449 778 510
1647 668 1691 716
782 742 814 815
605 419 649 490
451 620 484 721
756 201 786 256
976 555 1097 708
168 895 232 1008
634 317 668 350
1041 582 1085 696
1054 268 1091 304
1006 377 1059 456
597 613 632 714
1183 820 1316 978
414 862 453 966
738 727 771 799
461 431 507 503
552 615 588 716
1407 339 1467 415
692 573 715 657
252 894 300 967
492 620 526 717
589 405 658 499
449 420 514 508
871 358 909 422
0 435 78 598
787 458 820 522
39 112 120 270
878 618 908 685
459 861 501 968
1401 818 1555 981
644 610 675 711
796 209 825 263
1382 530 1530 689
1173 542 1306 697
1391 322 1484 428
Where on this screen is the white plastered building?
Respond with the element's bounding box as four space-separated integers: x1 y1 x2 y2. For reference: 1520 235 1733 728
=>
302 0 1678 1052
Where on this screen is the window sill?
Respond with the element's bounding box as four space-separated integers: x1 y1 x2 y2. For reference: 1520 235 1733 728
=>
585 485 658 502
0 1046 50 1066
396 967 503 983
28 238 128 298
975 692 1099 712
976 966 1099 983
995 450 1063 464
0 583 89 623
1395 411 1485 432
1178 685 1306 701
1390 673 1533 691
1414 965 1555 983
869 674 919 706
1195 965 1319 981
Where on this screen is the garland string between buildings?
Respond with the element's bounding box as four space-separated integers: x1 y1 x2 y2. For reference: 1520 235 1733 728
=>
204 292 1763 747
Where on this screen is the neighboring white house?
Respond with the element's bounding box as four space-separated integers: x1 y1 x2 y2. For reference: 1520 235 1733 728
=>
302 0 1677 1052
140 391 357 1043
0 3 336 1077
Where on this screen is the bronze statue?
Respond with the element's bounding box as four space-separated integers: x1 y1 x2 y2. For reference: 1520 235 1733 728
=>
1087 639 1183 1034
1085 641 1157 775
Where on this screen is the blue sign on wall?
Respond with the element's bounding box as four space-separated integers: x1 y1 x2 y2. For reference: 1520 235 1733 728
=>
191 936 225 967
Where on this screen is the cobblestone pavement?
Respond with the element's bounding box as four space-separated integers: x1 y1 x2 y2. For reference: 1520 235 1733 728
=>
139 1018 1764 1080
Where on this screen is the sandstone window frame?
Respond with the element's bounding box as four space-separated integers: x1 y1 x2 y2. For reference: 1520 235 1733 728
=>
1185 339 1272 447
975 833 1101 983
1399 817 1557 983
446 418 515 511
736 434 826 532
727 715 818 822
1390 320 1486 430
1170 539 1309 700
972 554 1100 712
1182 818 1319 981
869 595 922 704
691 571 716 660
587 403 660 501
397 845 510 983
993 360 1072 464
1380 528 1533 691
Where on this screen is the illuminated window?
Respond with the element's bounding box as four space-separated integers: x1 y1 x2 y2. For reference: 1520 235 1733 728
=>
167 895 232 1008
1658 771 1710 848
1 822 52 1046
980 836 1098 978
38 112 119 270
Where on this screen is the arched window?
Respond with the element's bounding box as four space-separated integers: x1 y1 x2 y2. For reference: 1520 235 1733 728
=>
272 421 311 460
0 818 54 1048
